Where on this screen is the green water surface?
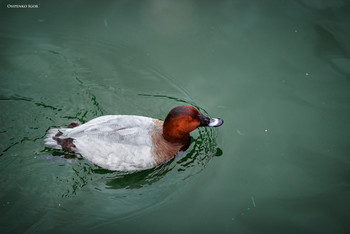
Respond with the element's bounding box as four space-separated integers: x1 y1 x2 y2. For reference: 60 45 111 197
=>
1 0 350 233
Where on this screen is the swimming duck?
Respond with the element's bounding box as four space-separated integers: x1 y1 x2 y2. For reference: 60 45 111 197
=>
44 105 223 171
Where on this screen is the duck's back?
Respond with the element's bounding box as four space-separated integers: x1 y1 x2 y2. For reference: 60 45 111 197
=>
45 115 157 171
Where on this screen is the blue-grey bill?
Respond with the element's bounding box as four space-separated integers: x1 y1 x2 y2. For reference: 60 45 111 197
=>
208 118 224 127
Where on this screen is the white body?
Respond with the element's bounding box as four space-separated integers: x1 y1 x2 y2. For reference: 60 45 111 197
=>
45 115 157 171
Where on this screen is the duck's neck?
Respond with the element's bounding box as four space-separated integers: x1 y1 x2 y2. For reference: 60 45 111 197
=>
162 124 190 145
151 120 190 164
163 131 191 152
163 130 190 144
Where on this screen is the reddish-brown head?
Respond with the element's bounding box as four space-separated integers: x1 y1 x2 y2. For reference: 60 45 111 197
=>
162 105 223 144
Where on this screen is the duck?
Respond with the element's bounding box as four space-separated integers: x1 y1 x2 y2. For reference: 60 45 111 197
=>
44 105 223 171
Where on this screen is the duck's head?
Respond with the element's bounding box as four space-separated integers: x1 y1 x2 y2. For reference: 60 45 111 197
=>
162 105 223 143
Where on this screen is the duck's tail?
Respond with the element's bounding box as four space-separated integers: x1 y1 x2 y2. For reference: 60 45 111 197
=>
44 128 65 150
44 121 81 152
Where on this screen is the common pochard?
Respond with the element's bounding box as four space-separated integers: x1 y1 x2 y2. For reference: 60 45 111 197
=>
44 105 223 171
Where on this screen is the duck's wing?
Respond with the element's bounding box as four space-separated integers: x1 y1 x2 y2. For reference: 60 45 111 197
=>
64 115 157 171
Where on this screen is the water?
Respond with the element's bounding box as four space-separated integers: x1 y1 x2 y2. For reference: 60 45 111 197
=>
1 0 350 233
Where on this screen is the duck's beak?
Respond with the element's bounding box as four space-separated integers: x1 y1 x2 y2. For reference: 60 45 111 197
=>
208 118 224 127
199 114 224 127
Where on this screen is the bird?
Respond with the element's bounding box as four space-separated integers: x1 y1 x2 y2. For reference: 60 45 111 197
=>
44 105 223 171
